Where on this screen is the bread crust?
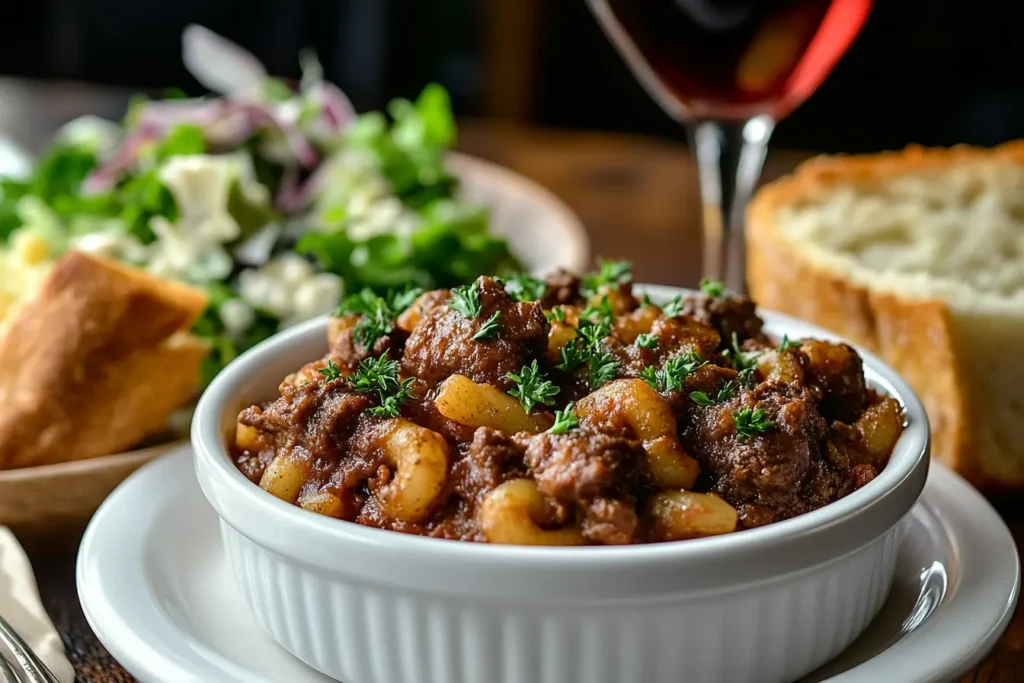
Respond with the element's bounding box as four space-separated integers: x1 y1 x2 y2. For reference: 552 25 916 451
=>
0 251 208 469
746 143 1024 489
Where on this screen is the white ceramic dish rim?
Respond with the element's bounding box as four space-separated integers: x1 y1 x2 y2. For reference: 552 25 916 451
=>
77 447 1017 683
191 284 930 596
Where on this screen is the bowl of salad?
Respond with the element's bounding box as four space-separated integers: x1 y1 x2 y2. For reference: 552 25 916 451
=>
0 25 587 539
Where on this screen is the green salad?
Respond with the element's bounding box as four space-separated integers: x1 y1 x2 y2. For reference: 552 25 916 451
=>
0 26 518 385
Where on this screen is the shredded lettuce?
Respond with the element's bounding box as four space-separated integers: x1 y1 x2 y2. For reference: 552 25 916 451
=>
0 26 519 387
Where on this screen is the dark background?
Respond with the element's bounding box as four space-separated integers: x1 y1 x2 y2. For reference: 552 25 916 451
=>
0 0 1021 153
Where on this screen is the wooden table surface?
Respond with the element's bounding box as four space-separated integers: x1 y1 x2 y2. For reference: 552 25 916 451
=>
1 84 1019 681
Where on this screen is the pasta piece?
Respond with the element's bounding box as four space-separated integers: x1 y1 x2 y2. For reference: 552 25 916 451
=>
327 314 359 348
434 374 553 434
576 379 699 488
235 421 261 451
645 491 738 541
856 397 904 461
259 453 311 504
298 489 347 519
614 305 659 344
374 418 450 523
478 478 584 546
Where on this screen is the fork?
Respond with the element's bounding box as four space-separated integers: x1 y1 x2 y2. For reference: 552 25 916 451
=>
0 615 60 683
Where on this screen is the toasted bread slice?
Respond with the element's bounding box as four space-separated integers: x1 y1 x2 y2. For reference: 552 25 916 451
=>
0 250 208 469
747 142 1024 490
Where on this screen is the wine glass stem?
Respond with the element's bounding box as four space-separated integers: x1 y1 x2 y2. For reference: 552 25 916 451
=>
689 115 775 294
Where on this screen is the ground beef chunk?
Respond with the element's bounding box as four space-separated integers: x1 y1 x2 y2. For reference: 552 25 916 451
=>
800 340 867 423
402 276 548 391
682 381 829 528
328 329 407 374
239 380 373 462
516 430 647 544
541 269 585 308
680 293 764 346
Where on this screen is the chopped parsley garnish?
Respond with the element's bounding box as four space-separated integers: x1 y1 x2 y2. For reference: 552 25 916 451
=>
661 294 686 318
587 352 619 390
472 311 502 340
699 278 727 298
582 296 614 327
724 332 760 372
547 402 578 434
733 406 774 440
545 306 567 323
503 272 547 303
449 280 483 319
582 258 632 297
348 354 417 417
505 360 559 414
556 340 588 373
640 293 654 308
779 335 802 352
336 285 423 351
640 349 705 393
689 380 738 407
634 332 658 349
737 367 759 389
577 317 612 350
318 359 343 382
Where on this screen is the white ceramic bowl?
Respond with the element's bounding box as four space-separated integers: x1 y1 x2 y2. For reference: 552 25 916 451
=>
192 285 930 683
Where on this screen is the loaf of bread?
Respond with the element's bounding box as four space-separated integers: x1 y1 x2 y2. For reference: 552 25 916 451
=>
0 247 208 469
747 142 1024 490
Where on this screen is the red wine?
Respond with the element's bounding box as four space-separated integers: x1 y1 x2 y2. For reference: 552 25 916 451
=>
590 0 872 120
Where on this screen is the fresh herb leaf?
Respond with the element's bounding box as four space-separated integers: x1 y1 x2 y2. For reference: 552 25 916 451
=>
577 317 611 351
505 360 559 413
689 391 714 407
349 354 417 417
640 293 653 308
640 349 706 393
779 335 802 352
699 278 727 298
582 296 614 328
503 272 546 302
582 258 632 297
547 402 578 434
556 339 589 373
587 352 619 390
733 406 774 440
635 333 658 349
367 377 418 418
545 306 567 323
662 294 686 318
318 360 343 382
716 380 739 403
737 367 759 389
725 332 760 372
449 280 483 319
689 380 739 407
472 310 502 340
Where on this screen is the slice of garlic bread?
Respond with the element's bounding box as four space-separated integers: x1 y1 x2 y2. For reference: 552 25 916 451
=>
0 250 208 468
748 142 1024 490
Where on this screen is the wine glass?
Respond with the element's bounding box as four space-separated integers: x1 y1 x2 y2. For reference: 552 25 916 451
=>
586 0 873 292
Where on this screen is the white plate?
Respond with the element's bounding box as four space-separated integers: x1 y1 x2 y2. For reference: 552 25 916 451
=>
77 447 1019 683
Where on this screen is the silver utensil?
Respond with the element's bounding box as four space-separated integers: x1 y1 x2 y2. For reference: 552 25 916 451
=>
0 615 59 683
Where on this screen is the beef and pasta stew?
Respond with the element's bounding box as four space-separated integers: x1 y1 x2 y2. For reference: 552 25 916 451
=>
231 262 904 545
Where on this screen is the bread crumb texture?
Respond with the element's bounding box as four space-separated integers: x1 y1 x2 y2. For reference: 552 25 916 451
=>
748 143 1024 489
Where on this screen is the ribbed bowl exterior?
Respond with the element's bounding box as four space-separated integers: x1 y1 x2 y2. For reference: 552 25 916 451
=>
221 518 901 683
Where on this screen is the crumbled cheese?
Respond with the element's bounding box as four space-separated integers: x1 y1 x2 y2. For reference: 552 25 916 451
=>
146 154 267 284
312 148 422 239
238 253 343 327
219 298 256 337
72 231 148 264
